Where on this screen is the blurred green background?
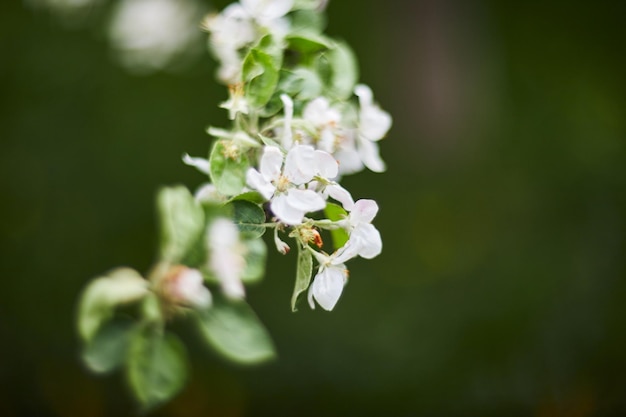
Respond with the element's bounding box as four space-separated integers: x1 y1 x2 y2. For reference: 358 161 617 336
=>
1 0 625 416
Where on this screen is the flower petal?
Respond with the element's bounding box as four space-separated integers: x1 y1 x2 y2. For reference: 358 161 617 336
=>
326 184 355 211
285 188 326 212
314 150 339 179
352 223 382 259
357 136 386 173
350 199 378 224
271 194 306 225
246 168 275 200
260 146 284 181
182 153 210 175
284 145 316 184
311 266 346 311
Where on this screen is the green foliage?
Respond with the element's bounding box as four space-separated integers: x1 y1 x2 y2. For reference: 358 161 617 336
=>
127 328 188 411
326 40 359 100
209 140 251 196
230 199 266 238
78 267 148 343
243 36 282 108
241 237 268 283
291 245 313 311
196 298 276 364
82 319 137 374
157 186 205 263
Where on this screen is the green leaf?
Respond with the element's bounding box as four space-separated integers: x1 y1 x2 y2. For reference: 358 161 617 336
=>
196 298 276 364
327 40 359 100
241 238 267 283
127 329 188 412
230 200 266 238
209 140 250 196
290 8 326 33
157 186 205 263
243 47 280 108
82 319 136 374
230 191 266 205
286 33 332 54
78 268 148 343
291 245 313 312
324 202 349 250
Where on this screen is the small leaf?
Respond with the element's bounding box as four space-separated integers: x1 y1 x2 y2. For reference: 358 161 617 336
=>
291 245 313 312
324 203 349 250
127 329 188 412
78 268 148 343
230 200 266 238
196 298 275 364
230 191 266 205
327 40 359 100
209 140 250 196
82 319 136 374
286 33 332 54
241 238 267 283
158 186 205 263
243 48 280 108
290 8 326 33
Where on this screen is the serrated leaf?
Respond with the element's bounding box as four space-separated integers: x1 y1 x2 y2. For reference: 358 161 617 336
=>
230 200 266 238
127 329 188 412
327 40 359 100
291 245 313 312
241 238 267 283
158 186 205 263
209 140 250 196
78 268 148 343
82 319 136 374
196 298 275 364
324 202 349 250
243 48 280 108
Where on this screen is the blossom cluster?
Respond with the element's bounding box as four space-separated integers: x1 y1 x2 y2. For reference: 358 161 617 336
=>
183 0 391 311
76 0 391 410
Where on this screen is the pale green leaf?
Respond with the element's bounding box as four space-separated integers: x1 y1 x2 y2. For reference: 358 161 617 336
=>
196 299 276 364
78 267 148 343
209 140 250 196
243 47 280 108
291 245 313 312
127 329 188 412
327 40 359 100
290 8 326 33
82 319 136 374
241 238 267 283
286 33 332 54
157 186 205 263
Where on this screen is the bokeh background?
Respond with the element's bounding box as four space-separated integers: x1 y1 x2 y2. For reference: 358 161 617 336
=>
1 0 625 416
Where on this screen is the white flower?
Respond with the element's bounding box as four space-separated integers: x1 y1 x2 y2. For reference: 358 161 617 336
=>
207 218 247 299
165 267 212 308
342 199 382 259
303 97 342 153
108 0 203 73
220 84 249 120
279 94 294 149
354 84 392 173
307 246 357 311
246 145 337 225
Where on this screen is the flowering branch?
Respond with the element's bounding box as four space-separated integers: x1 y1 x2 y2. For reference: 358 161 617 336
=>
76 0 391 411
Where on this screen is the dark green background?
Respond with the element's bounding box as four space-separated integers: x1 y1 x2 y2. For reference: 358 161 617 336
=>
1 0 625 416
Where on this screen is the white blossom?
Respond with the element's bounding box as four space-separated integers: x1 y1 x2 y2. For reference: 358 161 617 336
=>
302 97 342 153
341 199 382 259
108 0 203 73
354 84 392 173
307 245 357 311
166 267 212 308
246 145 338 225
207 218 247 299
